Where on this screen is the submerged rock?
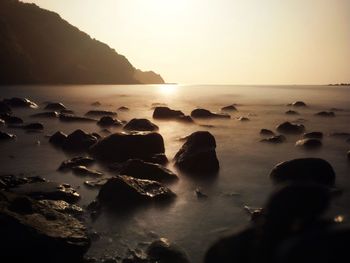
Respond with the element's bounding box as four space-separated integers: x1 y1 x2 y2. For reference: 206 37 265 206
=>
62 130 98 152
270 158 336 186
3 97 38 108
85 110 117 117
191 108 230 119
31 111 59 118
315 111 335 117
124 118 159 131
45 102 66 111
147 238 190 263
90 132 166 163
59 113 96 123
296 138 322 149
261 135 286 144
285 110 299 115
49 131 67 146
58 156 95 171
260 129 275 136
221 105 237 112
276 121 305 134
97 116 123 127
72 166 103 177
303 132 323 139
0 131 16 140
174 131 219 174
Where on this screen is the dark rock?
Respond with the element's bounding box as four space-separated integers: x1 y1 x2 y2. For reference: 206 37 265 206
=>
191 108 230 119
4 116 23 124
85 110 117 117
3 97 37 108
0 175 45 189
303 132 323 139
45 102 66 111
62 130 98 152
58 156 95 171
147 238 190 263
0 101 12 114
23 122 44 130
59 113 97 123
118 106 129 111
90 132 166 163
97 116 123 127
174 131 219 174
72 166 103 177
285 110 299 115
296 138 322 149
153 106 185 119
237 116 250 121
315 111 335 117
38 199 84 217
124 118 159 131
112 159 178 183
261 135 286 144
97 175 175 208
221 105 237 112
0 131 16 140
290 101 307 107
84 178 109 188
49 131 67 146
276 121 305 134
270 158 336 186
260 129 275 136
31 111 59 118
0 191 90 262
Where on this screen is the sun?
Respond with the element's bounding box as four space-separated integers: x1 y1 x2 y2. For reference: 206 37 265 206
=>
158 85 178 96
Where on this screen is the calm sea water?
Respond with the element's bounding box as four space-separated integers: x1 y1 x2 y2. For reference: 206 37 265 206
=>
1 85 350 262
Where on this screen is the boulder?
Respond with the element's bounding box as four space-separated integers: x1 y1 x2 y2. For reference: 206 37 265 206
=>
191 108 230 119
58 156 95 171
303 132 323 139
59 113 96 123
3 97 37 108
153 106 185 119
62 130 98 152
221 105 237 112
174 131 219 174
49 131 67 146
0 131 16 140
261 135 286 144
90 132 166 163
276 121 305 134
260 129 275 136
296 138 322 149
315 111 335 117
85 110 117 117
31 111 59 118
45 102 66 111
97 116 123 127
285 110 299 115
71 166 103 177
147 238 190 263
124 118 159 131
270 158 336 186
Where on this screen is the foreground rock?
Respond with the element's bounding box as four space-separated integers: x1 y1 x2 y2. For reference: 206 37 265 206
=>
97 175 175 208
191 108 230 119
0 191 90 262
58 156 95 171
0 131 16 140
85 110 117 117
124 118 159 131
61 130 98 152
45 102 67 111
174 131 219 174
90 132 166 163
276 121 305 134
97 116 123 127
112 159 178 183
3 97 38 108
303 132 323 139
296 138 322 149
270 158 336 186
261 135 286 144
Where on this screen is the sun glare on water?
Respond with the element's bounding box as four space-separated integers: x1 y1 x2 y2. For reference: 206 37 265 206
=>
158 85 178 96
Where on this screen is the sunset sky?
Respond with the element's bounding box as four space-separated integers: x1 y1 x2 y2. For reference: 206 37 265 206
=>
23 0 350 85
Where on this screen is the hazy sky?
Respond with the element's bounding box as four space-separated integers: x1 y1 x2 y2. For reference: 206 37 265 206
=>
23 0 350 85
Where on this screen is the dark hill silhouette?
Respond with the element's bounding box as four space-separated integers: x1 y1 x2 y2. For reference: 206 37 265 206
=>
0 0 164 84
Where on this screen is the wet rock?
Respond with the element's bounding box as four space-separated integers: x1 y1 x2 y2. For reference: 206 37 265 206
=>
62 130 98 152
270 158 336 186
237 116 250 121
112 159 178 183
97 175 175 208
38 199 84 217
72 166 103 177
153 106 185 119
261 135 286 144
91 101 102 106
146 238 190 263
85 110 117 117
260 129 275 136
4 116 23 124
0 101 12 114
90 132 166 163
23 122 44 131
221 105 237 112
0 175 45 189
118 106 129 111
3 97 37 108
285 110 299 115
49 131 67 146
191 108 230 119
0 191 90 262
174 131 219 174
59 156 95 171
289 101 307 107
31 111 59 118
303 132 323 139
11 181 80 203
59 113 97 123
45 102 66 111
97 116 123 127
315 111 335 117
276 121 305 134
124 118 159 131
296 138 322 149
0 131 16 140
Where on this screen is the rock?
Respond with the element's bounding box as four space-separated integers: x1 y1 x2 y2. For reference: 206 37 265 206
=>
4 116 23 124
124 118 159 131
31 111 59 118
315 111 335 117
38 199 84 217
62 130 98 152
260 129 275 136
290 101 307 107
11 181 80 203
23 122 44 131
90 132 166 163
237 116 250 121
174 131 219 174
221 105 237 112
147 238 190 263
97 116 123 127
45 102 66 111
303 132 323 139
178 115 194 123
153 106 185 119
85 110 117 117
269 158 336 186
91 101 101 106
0 131 16 140
118 106 129 111
191 108 230 119
97 175 175 208
60 109 74 114
49 131 67 146
59 157 95 171
285 110 299 115
3 97 38 108
59 113 97 123
276 121 305 134
0 175 45 189
296 139 322 149
72 166 103 177
261 135 286 144
0 101 12 114
84 178 109 188
0 191 90 262
112 159 178 183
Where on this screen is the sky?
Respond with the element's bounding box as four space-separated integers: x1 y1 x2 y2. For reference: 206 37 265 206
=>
22 0 350 85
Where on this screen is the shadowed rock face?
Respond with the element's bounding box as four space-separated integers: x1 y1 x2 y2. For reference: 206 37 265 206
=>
124 118 159 131
90 132 166 163
0 191 90 262
269 158 336 186
174 131 219 174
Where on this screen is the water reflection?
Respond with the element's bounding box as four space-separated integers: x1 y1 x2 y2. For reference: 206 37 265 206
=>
158 84 179 96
